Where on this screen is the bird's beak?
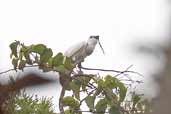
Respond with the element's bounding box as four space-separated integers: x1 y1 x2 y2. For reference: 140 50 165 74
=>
98 40 105 54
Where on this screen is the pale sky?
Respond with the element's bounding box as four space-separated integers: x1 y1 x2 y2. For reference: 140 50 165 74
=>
0 0 170 112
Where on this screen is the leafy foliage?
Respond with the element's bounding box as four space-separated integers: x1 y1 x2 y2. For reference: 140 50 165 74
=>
85 96 95 111
109 106 121 114
62 96 79 109
133 94 141 107
95 98 108 113
5 92 55 114
6 41 153 114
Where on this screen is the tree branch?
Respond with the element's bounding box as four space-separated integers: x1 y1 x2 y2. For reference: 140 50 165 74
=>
0 65 39 75
80 65 143 77
79 88 97 107
0 64 63 75
59 87 65 114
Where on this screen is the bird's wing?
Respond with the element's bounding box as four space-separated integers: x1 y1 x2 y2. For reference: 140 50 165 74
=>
64 41 87 57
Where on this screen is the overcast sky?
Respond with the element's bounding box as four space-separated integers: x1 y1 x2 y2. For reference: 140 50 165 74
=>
0 0 170 112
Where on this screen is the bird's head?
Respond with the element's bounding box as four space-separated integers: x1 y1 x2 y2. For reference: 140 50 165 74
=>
88 35 99 45
88 35 105 54
89 35 99 40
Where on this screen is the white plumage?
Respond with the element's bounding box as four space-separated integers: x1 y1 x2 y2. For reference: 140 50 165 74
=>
64 36 101 66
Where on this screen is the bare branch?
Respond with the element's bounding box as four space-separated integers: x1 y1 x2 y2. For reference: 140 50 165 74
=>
0 69 14 75
79 88 97 107
0 65 39 75
59 87 65 114
80 65 143 77
0 65 63 75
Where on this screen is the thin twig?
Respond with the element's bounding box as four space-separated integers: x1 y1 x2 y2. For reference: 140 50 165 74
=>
0 65 39 75
0 69 14 75
0 64 65 75
71 73 97 79
114 65 134 78
79 88 97 107
80 65 143 77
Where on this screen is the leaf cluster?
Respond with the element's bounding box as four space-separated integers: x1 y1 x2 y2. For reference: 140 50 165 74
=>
8 41 152 114
9 41 74 73
5 91 55 114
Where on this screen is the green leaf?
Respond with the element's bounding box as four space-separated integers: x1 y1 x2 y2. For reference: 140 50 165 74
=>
69 80 81 100
97 79 105 88
48 57 53 67
104 88 118 106
9 41 20 58
12 58 19 70
85 96 95 111
133 95 141 107
62 96 79 109
32 44 46 54
18 60 26 71
64 109 74 114
118 82 127 102
104 75 119 89
56 65 66 74
95 98 108 114
63 56 74 70
40 48 53 63
52 52 64 67
109 106 121 114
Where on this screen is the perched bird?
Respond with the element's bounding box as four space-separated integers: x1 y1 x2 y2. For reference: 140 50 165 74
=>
64 35 105 67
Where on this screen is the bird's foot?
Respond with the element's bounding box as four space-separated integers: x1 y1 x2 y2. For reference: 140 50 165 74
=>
76 63 83 74
77 63 82 69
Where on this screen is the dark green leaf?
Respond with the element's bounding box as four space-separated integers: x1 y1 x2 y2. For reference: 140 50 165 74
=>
133 95 141 107
32 44 46 54
104 88 118 106
95 98 108 114
85 96 95 111
52 52 64 67
56 65 66 74
109 106 121 114
18 60 26 71
9 41 20 58
12 58 19 70
40 48 53 63
63 57 74 70
69 80 81 100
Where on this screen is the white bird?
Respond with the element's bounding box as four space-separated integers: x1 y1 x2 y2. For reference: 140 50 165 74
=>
64 35 105 68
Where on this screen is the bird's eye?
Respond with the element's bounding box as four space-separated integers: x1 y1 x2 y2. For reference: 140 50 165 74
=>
90 36 93 38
